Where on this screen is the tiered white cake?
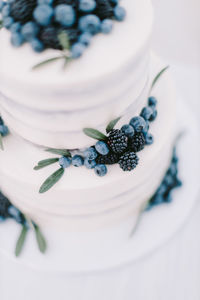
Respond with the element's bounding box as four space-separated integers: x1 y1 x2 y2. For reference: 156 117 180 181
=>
0 1 181 298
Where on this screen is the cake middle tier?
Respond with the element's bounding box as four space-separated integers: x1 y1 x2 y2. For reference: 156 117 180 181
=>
0 64 177 231
0 0 153 149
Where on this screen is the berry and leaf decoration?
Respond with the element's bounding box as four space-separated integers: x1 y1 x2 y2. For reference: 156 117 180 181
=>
33 66 168 193
0 116 9 150
0 190 47 257
0 0 126 69
32 31 72 70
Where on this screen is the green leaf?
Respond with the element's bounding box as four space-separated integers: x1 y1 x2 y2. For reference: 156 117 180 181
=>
32 56 63 70
45 148 71 157
106 116 121 133
150 66 169 91
83 128 107 141
34 158 59 170
15 225 28 257
39 167 65 194
34 225 47 254
63 56 72 70
0 134 4 150
58 31 70 50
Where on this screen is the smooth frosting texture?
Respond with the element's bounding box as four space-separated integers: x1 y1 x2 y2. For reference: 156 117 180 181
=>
0 0 153 149
0 58 177 230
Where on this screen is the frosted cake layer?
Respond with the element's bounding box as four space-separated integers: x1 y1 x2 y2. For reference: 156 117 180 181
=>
0 0 153 149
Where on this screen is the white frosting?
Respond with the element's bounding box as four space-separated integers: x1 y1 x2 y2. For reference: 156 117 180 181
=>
0 0 153 149
0 59 177 231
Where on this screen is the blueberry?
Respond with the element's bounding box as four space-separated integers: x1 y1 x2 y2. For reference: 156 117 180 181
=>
168 163 177 176
129 116 146 133
2 4 10 17
11 32 24 47
148 96 157 107
95 141 109 155
10 22 21 33
0 125 9 136
84 158 96 169
114 6 126 21
145 133 154 145
59 156 72 168
21 21 39 41
84 147 97 160
121 124 135 138
164 174 174 187
0 0 5 12
3 16 14 29
8 206 22 223
0 216 5 222
79 32 92 47
149 109 157 121
140 106 153 121
31 38 44 52
55 4 76 27
72 155 84 167
71 42 86 58
101 19 113 34
156 184 167 196
79 0 96 13
38 0 53 5
142 121 149 135
33 4 54 26
79 14 101 35
151 194 164 205
94 164 107 177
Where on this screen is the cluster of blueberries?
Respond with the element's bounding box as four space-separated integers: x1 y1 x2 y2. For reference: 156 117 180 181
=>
147 147 182 210
0 0 126 56
0 191 25 224
58 96 158 177
0 116 9 137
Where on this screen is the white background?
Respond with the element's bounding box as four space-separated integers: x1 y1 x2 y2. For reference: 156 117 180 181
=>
152 0 200 118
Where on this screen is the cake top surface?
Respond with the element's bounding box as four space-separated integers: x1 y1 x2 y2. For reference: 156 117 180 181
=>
0 0 153 87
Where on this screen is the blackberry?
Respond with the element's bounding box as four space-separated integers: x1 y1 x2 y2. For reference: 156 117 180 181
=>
107 129 128 154
119 151 139 171
53 0 78 9
96 152 119 165
95 0 113 20
39 26 61 50
129 132 145 152
0 192 11 218
10 0 37 24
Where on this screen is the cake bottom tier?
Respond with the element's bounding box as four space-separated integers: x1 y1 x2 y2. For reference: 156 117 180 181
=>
0 56 176 231
0 99 200 300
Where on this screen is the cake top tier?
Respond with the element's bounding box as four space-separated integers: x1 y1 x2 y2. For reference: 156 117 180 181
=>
0 0 153 87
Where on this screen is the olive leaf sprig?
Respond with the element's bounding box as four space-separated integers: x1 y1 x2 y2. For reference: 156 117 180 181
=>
32 31 72 71
15 214 47 257
83 116 121 141
34 148 71 194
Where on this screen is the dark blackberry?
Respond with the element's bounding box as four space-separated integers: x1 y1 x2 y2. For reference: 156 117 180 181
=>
10 0 37 24
53 0 78 9
95 0 113 20
40 26 61 50
96 152 119 165
119 151 139 172
129 132 145 152
0 192 11 218
107 129 128 154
